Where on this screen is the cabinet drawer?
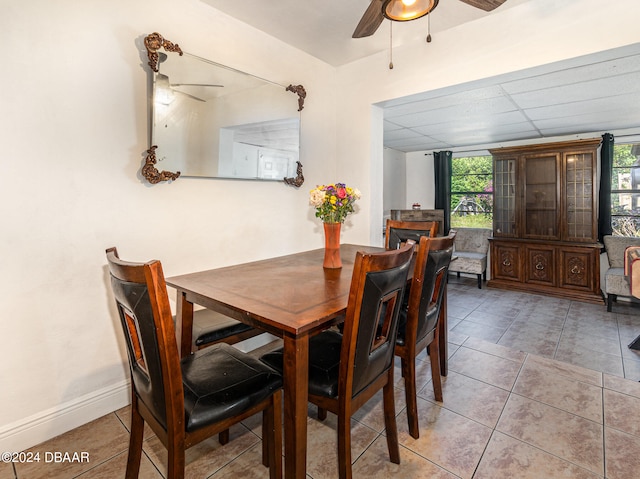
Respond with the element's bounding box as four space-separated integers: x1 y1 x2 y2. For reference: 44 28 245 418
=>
526 246 555 286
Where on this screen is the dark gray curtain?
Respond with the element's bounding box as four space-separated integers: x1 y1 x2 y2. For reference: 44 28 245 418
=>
434 151 452 234
598 133 614 242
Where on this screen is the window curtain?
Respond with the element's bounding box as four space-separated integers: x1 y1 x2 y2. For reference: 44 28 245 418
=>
598 133 614 242
434 151 452 234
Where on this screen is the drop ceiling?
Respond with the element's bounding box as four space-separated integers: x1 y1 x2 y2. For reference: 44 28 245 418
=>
201 0 640 152
381 43 640 152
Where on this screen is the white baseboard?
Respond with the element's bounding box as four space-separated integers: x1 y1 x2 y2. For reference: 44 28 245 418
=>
0 380 131 453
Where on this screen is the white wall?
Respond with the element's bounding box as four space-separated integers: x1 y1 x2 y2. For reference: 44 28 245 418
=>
382 147 406 216
2 0 639 452
406 152 435 210
382 149 435 215
0 0 336 451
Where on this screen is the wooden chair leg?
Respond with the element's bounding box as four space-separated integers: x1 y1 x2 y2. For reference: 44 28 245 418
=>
125 396 144 479
218 429 230 445
262 410 270 467
337 408 353 479
400 357 408 378
403 356 419 439
318 407 327 421
429 337 443 403
477 274 482 289
166 436 186 479
268 390 283 479
383 370 400 465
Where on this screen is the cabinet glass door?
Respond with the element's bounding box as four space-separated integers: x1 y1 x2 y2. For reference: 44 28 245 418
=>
524 155 558 238
565 152 594 241
493 157 517 236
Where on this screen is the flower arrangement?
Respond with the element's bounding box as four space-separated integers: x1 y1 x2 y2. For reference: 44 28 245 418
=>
309 183 361 224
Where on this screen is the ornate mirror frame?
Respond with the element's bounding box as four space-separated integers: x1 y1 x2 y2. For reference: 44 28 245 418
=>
143 32 305 187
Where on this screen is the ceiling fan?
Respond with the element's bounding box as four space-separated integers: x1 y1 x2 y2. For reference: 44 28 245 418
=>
353 0 508 38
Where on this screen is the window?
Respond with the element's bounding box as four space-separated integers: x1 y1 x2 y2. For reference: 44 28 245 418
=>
611 143 640 236
450 155 493 228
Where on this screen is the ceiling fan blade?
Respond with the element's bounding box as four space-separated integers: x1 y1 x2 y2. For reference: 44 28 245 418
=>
458 0 507 11
353 0 385 38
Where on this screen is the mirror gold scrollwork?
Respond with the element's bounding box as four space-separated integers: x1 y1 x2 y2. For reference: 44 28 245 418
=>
142 32 305 186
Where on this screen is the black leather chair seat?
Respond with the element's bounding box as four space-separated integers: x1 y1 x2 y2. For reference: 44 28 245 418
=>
261 330 343 398
191 309 256 347
182 343 282 432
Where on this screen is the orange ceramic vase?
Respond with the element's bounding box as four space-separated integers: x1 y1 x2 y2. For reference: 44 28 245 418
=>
323 222 342 269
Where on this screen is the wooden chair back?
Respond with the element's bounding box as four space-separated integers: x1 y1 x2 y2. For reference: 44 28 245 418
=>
340 241 415 401
385 219 438 250
106 247 283 479
106 247 183 432
396 231 455 439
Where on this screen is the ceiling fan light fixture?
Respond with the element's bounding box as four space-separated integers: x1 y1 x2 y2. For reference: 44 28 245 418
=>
382 0 439 22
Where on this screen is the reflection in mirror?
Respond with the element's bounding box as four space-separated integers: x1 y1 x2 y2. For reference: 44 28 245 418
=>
143 32 305 186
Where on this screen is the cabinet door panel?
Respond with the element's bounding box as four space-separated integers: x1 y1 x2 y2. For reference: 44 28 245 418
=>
492 243 521 281
560 248 594 290
526 247 555 286
524 154 559 239
493 157 518 237
564 151 596 241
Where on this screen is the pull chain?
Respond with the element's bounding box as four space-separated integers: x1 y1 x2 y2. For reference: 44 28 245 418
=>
426 13 432 43
389 22 394 69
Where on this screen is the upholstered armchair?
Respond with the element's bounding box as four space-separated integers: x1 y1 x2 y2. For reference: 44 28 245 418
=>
448 227 492 288
602 235 640 311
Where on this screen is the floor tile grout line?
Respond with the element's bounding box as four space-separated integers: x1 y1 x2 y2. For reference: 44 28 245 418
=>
488 427 606 479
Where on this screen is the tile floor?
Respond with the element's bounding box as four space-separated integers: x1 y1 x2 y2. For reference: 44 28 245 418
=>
5 275 640 478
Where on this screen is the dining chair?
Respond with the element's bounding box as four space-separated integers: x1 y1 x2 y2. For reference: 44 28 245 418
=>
105 247 283 479
261 242 415 479
395 231 455 439
384 219 438 250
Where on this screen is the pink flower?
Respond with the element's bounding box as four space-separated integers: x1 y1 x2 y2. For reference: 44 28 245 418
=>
337 187 347 199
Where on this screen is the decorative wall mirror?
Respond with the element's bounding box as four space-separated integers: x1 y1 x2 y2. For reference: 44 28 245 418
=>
143 32 305 186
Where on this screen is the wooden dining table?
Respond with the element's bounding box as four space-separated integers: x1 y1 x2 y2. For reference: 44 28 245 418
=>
166 244 448 479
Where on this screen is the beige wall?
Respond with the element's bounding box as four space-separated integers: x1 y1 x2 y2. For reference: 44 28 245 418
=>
1 0 638 451
0 0 335 451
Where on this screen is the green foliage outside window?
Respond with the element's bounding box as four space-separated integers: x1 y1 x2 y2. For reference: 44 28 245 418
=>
612 144 640 237
450 156 493 228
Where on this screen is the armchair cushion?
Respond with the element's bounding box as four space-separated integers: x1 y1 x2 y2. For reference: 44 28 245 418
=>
606 268 629 296
453 228 491 254
449 252 487 275
603 235 640 268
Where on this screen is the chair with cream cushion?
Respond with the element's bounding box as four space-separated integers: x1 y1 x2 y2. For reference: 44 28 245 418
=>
602 235 640 311
448 227 491 288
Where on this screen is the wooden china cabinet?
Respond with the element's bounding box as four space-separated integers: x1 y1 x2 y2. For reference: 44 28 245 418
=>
488 139 604 303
